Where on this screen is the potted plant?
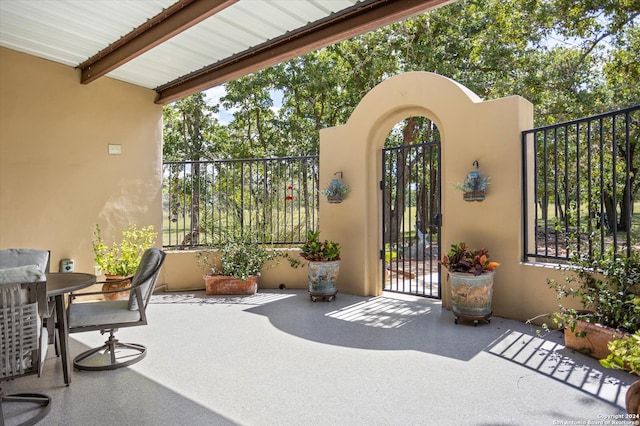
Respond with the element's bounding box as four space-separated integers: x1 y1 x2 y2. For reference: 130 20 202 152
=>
92 224 157 300
544 248 640 360
440 242 500 325
197 233 279 295
599 331 640 417
299 230 341 301
320 178 349 203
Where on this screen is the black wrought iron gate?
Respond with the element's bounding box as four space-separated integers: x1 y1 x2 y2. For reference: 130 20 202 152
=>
382 141 441 298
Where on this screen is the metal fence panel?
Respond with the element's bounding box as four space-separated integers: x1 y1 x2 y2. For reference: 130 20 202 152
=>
522 105 639 261
163 156 319 248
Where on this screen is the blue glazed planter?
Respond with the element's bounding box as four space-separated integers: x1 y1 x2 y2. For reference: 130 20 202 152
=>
308 260 340 294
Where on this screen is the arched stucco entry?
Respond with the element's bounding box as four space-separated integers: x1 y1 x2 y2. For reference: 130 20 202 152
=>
319 72 535 316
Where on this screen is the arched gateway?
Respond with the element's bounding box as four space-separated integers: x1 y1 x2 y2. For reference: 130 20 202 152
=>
318 72 533 313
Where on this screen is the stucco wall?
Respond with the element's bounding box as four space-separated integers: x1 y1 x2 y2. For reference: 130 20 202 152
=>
319 72 567 322
0 47 163 277
160 248 309 291
0 47 312 293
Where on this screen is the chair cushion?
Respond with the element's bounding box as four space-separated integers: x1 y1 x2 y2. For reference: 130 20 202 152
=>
0 265 46 284
68 300 141 328
0 249 49 273
128 248 163 311
0 265 46 307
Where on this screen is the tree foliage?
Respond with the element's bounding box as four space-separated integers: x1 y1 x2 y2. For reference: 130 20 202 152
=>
163 92 226 161
164 0 638 158
162 0 639 246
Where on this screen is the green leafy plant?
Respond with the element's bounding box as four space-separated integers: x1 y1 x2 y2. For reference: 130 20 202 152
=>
384 244 398 263
299 230 341 261
600 331 640 376
93 224 157 276
320 179 349 198
530 248 640 337
439 242 500 276
454 171 489 194
547 248 640 334
197 233 280 281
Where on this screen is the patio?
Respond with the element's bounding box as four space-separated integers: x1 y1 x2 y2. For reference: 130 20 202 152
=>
2 289 634 426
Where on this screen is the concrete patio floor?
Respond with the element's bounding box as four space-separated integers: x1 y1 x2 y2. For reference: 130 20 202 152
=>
2 289 636 426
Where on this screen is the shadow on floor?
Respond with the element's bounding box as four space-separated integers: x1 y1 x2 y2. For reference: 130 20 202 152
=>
2 341 239 426
187 289 635 409
3 289 634 426
487 328 634 408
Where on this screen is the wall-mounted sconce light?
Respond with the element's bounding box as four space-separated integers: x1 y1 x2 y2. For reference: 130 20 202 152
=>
321 171 350 203
460 161 489 201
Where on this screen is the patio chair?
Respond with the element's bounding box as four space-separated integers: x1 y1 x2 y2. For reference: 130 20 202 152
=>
0 249 53 369
0 265 52 426
67 248 165 371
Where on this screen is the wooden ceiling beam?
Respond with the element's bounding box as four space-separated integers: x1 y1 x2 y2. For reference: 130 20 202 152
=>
155 0 452 104
79 0 237 84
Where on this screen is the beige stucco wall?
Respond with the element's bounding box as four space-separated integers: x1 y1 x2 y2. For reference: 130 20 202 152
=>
0 47 163 279
160 248 309 292
0 47 313 293
319 72 567 322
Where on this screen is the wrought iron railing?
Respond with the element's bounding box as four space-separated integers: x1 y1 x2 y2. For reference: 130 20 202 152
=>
522 105 639 262
163 156 319 248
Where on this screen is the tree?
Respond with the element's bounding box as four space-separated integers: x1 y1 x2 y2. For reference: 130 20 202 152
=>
221 71 279 158
163 93 226 245
603 24 640 230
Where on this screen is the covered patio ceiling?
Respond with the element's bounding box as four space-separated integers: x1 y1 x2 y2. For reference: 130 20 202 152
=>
0 0 453 105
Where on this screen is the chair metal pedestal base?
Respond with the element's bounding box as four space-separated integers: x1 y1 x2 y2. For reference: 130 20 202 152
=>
1 391 52 426
73 330 147 371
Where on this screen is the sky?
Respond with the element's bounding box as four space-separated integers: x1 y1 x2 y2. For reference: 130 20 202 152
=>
204 85 234 124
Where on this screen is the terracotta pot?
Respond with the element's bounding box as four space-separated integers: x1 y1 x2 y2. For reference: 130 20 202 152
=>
563 320 628 360
102 275 132 301
627 380 640 418
204 275 258 295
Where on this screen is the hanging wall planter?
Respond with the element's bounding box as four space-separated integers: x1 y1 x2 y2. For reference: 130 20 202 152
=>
457 161 489 201
321 172 349 203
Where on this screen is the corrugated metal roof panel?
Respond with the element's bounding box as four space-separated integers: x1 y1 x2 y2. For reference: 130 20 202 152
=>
0 0 363 89
0 0 176 66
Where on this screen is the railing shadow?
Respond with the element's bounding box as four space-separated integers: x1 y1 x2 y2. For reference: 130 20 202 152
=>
486 328 635 408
